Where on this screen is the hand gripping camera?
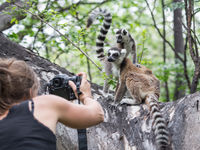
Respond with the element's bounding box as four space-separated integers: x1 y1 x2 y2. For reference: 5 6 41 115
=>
47 74 82 100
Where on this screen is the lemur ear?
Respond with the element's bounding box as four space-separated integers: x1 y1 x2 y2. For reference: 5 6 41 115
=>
121 49 127 54
122 29 127 35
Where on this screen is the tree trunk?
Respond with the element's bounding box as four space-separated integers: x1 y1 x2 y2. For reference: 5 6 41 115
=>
173 0 185 100
161 0 170 101
1 32 200 150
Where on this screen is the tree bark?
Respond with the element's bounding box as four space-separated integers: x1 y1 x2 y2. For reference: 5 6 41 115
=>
173 0 185 100
0 0 30 32
1 32 200 150
185 0 200 94
161 0 170 101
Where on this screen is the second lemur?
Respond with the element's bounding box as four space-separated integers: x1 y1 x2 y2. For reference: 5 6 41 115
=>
115 28 138 64
106 47 170 150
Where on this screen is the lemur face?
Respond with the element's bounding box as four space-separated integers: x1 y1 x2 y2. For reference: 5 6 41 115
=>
115 29 128 43
107 47 127 63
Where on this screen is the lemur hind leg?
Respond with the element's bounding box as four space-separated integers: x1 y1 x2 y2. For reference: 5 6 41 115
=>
125 75 143 105
114 81 127 104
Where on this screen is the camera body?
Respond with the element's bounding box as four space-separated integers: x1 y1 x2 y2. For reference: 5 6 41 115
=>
48 74 82 100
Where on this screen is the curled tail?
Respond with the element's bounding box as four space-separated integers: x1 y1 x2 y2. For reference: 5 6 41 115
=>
87 8 112 61
145 94 170 150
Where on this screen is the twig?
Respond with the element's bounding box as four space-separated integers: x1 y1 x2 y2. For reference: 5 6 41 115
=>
183 37 191 89
185 0 200 93
32 21 43 51
144 0 184 63
181 20 200 47
14 3 102 71
161 0 169 101
58 0 113 13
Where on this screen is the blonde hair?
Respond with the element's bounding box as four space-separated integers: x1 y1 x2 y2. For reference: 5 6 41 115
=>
0 58 39 114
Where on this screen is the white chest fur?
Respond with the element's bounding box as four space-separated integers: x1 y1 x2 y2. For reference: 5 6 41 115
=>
112 64 120 78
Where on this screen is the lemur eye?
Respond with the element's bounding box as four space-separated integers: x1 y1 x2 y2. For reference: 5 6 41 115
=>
113 53 119 57
118 35 122 39
108 52 110 56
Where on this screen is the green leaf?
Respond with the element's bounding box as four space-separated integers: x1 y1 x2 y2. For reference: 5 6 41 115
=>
10 18 16 24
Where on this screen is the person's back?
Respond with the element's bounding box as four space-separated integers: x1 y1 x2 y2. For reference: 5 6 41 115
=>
0 58 104 150
0 100 56 150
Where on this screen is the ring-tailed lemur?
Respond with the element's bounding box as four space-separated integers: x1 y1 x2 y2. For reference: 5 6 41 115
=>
87 8 112 94
115 29 138 64
87 8 137 94
107 47 170 149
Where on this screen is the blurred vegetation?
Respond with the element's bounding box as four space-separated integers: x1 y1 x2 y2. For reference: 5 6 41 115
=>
2 0 200 102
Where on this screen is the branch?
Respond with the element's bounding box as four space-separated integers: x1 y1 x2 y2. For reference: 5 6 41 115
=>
185 0 197 63
32 0 51 52
0 0 30 31
183 37 191 89
144 0 184 63
58 0 113 13
185 0 200 93
161 0 169 101
181 20 200 50
14 3 102 71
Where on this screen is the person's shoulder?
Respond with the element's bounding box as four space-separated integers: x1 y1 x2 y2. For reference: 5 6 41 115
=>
33 94 70 109
34 94 65 101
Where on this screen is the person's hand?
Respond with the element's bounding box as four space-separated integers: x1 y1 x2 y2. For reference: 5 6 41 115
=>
68 72 92 103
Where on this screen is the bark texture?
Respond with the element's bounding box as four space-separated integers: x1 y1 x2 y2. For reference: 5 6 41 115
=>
0 32 200 150
173 0 185 100
0 0 30 32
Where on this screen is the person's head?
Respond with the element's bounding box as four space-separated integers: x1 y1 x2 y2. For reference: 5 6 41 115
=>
0 58 39 114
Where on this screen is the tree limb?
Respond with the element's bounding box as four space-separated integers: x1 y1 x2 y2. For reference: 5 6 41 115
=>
0 0 30 31
14 3 102 71
144 0 184 63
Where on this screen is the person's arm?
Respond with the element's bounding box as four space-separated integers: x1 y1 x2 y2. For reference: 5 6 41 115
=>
53 72 104 129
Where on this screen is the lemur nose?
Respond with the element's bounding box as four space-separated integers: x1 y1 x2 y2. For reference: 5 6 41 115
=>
117 40 121 43
107 57 114 62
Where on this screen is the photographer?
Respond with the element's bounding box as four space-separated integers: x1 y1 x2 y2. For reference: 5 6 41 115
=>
0 58 104 150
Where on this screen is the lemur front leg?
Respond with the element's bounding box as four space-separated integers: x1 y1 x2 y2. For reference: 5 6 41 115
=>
114 81 127 104
102 61 112 96
103 80 110 94
114 80 119 94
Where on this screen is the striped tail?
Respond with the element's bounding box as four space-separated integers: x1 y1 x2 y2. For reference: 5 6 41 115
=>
145 94 170 150
86 8 112 61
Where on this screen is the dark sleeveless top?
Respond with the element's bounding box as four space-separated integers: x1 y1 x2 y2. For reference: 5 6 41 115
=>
0 100 56 150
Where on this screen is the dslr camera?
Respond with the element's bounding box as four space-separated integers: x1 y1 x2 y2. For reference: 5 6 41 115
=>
47 74 82 100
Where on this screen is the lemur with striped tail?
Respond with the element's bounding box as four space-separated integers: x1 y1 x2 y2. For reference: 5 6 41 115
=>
87 8 112 94
107 47 170 150
87 8 137 94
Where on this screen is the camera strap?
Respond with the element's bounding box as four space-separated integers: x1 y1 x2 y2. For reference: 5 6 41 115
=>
77 91 87 150
77 129 88 150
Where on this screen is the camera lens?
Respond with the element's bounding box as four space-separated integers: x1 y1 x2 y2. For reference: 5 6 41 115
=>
53 78 62 87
